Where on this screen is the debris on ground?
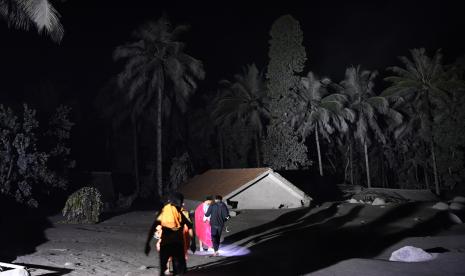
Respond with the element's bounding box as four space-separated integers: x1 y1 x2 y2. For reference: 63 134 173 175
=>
389 246 437 262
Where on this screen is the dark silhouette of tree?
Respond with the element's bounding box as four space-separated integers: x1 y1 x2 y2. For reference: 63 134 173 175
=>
434 56 465 190
340 66 402 188
292 72 354 176
384 49 450 194
113 15 204 197
213 64 270 167
0 0 64 42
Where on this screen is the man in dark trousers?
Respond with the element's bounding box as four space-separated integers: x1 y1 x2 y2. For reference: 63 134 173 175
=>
145 192 193 275
205 195 230 256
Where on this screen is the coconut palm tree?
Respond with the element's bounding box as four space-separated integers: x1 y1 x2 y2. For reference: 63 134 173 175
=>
340 66 402 188
292 72 354 176
0 0 64 42
113 16 205 197
383 48 451 194
212 64 269 167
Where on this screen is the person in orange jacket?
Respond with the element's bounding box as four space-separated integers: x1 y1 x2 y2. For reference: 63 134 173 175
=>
145 192 193 275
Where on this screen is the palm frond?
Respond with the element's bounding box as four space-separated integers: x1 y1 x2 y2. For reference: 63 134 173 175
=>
386 66 417 80
360 102 375 119
113 41 145 61
323 93 347 104
355 116 368 144
165 56 185 85
367 96 388 114
332 115 349 133
301 71 323 101
0 0 30 30
381 85 414 97
1 0 64 42
385 109 403 126
321 100 343 114
22 0 63 42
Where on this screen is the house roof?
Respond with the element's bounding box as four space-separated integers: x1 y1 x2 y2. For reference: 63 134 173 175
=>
180 168 271 201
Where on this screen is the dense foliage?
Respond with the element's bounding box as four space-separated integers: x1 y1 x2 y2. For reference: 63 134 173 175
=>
262 14 310 170
0 104 74 207
99 13 465 197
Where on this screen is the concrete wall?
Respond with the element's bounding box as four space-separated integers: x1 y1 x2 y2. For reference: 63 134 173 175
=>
228 174 309 209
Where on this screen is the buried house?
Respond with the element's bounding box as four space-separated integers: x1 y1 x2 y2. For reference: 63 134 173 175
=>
179 168 311 210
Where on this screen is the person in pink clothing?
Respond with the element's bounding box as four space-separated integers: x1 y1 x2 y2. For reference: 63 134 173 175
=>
194 196 213 251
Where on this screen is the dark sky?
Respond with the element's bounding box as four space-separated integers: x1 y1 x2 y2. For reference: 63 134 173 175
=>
1 0 464 100
0 0 464 169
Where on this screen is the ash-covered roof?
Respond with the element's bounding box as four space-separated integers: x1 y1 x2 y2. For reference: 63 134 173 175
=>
180 168 271 201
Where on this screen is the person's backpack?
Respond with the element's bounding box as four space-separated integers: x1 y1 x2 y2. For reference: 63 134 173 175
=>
157 203 182 230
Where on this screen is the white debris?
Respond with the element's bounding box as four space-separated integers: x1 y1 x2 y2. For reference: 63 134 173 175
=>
389 246 436 262
432 202 449 210
0 263 29 276
0 268 29 276
452 196 465 204
347 198 359 204
64 262 74 266
138 265 147 270
449 202 465 211
50 248 68 252
372 198 386 206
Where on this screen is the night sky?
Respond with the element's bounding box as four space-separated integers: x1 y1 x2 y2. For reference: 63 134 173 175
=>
1 0 464 169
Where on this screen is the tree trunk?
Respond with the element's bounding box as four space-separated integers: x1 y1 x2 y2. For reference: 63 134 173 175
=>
350 140 354 185
431 140 440 195
255 132 261 167
315 125 323 176
132 120 140 196
156 86 163 197
326 153 337 173
364 140 371 188
344 146 350 183
6 158 14 181
423 166 430 190
218 130 224 169
425 89 440 194
380 153 385 188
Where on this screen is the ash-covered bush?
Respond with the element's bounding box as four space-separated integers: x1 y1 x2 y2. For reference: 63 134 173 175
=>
62 187 103 224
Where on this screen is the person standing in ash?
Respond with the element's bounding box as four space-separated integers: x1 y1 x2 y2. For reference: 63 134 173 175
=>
194 196 213 252
204 195 230 256
145 192 193 275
